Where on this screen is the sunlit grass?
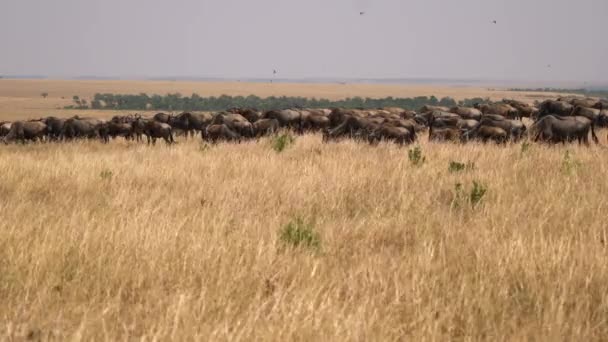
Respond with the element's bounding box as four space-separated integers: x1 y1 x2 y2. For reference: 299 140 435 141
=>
1 134 607 340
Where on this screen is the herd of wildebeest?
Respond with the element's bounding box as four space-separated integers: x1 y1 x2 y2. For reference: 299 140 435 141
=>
1 96 607 146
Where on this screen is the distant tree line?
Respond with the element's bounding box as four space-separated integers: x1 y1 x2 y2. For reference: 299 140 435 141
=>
509 87 608 98
64 93 491 111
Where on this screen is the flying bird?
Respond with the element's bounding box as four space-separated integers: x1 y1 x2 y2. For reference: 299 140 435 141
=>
492 20 497 24
273 69 277 74
360 11 365 15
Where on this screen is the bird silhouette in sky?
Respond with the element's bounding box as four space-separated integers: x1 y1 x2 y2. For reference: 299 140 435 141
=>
360 11 365 15
492 20 497 24
273 69 277 75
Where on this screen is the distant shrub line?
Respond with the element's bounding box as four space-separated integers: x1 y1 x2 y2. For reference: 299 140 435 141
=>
509 87 608 98
64 93 492 111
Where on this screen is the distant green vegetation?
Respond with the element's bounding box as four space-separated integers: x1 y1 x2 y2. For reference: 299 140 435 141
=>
64 93 492 111
509 87 608 98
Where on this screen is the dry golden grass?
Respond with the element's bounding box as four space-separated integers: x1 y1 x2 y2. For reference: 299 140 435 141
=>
0 79 570 121
1 134 608 340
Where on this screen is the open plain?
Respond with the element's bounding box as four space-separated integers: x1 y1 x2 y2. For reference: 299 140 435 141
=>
1 79 607 340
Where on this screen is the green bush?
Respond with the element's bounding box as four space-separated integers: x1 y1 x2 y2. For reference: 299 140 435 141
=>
449 161 475 173
100 169 113 180
470 181 488 207
521 141 531 155
451 181 488 208
272 133 295 153
279 218 321 251
408 146 425 166
562 150 581 175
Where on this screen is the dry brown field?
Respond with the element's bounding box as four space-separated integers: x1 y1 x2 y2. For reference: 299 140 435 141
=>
1 79 607 340
0 78 569 121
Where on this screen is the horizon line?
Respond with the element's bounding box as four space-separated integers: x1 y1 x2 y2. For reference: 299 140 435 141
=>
1 74 607 89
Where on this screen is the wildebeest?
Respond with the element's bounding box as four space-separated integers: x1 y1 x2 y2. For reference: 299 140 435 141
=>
537 100 574 118
0 122 11 137
475 103 519 119
419 105 450 114
153 112 172 124
300 110 331 132
323 115 378 142
203 124 242 143
170 112 214 138
263 109 303 131
530 115 599 145
3 121 47 144
461 125 508 144
103 121 134 142
501 99 538 120
61 117 106 140
43 117 67 141
135 118 175 145
560 97 598 108
473 115 527 142
368 125 416 145
450 106 482 121
227 108 262 123
423 111 461 128
212 113 254 138
427 115 461 142
253 119 280 137
457 119 479 131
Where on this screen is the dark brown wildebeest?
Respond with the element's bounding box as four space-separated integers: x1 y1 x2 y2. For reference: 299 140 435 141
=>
428 125 461 142
61 117 106 140
419 105 450 114
501 99 538 120
531 115 599 145
227 108 262 123
263 109 303 131
562 97 598 108
253 119 280 137
322 115 379 142
133 118 174 145
461 125 508 144
212 113 254 138
471 115 527 142
203 124 242 143
537 100 574 118
423 111 461 128
457 119 479 131
153 112 172 124
300 110 331 132
3 121 47 144
450 106 482 120
368 125 416 145
427 114 461 142
103 122 134 142
170 112 214 138
43 117 66 141
474 103 519 119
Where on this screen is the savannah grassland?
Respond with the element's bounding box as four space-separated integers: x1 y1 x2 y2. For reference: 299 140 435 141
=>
1 79 608 340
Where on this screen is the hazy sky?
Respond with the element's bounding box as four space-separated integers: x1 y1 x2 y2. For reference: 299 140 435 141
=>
1 0 606 82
